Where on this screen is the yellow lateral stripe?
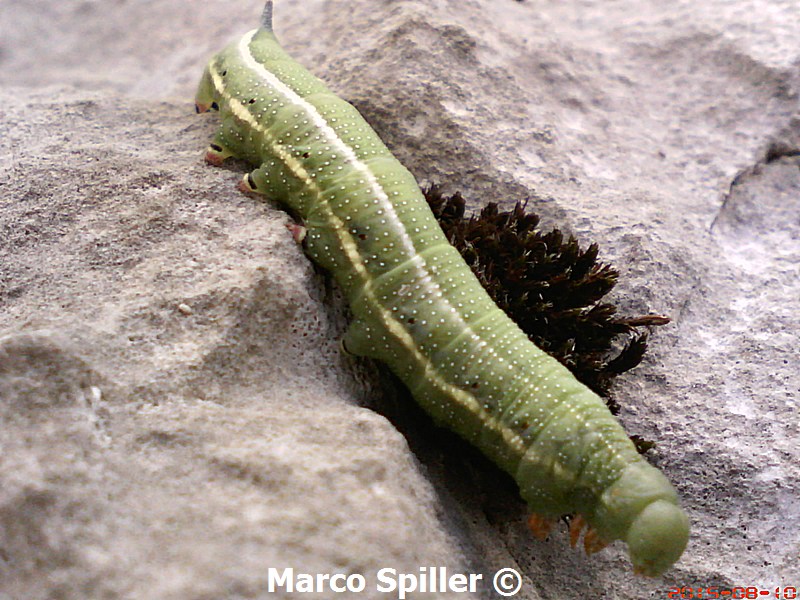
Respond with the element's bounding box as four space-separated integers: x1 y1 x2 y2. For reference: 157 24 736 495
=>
211 36 530 463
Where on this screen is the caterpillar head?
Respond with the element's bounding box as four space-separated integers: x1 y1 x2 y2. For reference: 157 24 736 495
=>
626 498 689 576
594 462 689 576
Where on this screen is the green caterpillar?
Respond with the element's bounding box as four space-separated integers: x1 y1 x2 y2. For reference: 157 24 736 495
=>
195 1 689 576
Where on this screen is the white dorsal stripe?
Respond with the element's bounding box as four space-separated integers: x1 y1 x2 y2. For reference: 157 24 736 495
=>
230 30 536 460
236 29 510 371
237 30 417 260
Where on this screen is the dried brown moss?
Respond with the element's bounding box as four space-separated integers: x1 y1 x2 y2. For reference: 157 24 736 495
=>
424 185 668 453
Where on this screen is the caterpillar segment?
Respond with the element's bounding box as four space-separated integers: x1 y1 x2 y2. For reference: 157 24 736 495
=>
195 1 689 576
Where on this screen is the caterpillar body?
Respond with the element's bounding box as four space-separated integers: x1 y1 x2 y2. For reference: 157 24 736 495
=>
195 2 689 576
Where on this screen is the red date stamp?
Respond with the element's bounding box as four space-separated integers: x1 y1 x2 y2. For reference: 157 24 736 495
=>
668 587 798 599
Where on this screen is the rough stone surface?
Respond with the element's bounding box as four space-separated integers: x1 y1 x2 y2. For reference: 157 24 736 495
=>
1 1 798 599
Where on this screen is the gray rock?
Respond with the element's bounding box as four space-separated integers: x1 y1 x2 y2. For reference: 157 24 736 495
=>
1 1 798 598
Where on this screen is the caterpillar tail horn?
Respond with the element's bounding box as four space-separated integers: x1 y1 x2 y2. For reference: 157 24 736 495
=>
261 1 274 32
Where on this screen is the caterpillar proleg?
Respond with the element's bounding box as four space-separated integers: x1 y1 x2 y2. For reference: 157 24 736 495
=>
195 1 689 575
